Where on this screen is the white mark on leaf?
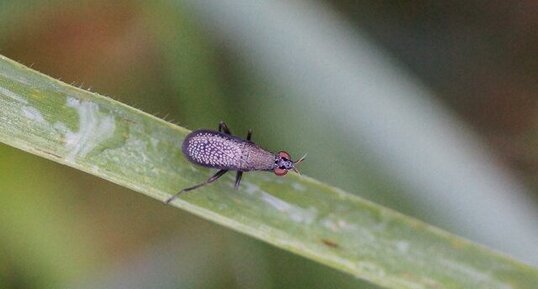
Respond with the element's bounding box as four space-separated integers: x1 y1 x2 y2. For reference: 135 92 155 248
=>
0 87 27 104
395 240 410 254
260 192 317 224
291 182 307 191
61 97 116 162
439 259 512 289
150 137 159 150
22 106 45 123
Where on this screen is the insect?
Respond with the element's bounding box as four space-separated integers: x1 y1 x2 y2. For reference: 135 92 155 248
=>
165 121 306 203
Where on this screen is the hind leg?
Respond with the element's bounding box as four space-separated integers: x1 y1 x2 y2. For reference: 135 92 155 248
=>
165 169 228 204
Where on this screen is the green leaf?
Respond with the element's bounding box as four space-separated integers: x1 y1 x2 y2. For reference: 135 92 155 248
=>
0 54 536 289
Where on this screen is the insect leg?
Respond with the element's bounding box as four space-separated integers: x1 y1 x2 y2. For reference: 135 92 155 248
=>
233 128 250 189
234 171 243 189
218 121 232 135
165 169 228 204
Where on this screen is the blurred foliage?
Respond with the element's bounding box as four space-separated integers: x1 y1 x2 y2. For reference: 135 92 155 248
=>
0 0 536 289
333 0 538 188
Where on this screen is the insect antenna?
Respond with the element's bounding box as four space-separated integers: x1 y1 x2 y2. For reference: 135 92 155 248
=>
295 153 307 164
292 153 307 174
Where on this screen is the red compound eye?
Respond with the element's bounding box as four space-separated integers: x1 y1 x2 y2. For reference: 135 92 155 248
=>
274 167 288 176
278 151 291 160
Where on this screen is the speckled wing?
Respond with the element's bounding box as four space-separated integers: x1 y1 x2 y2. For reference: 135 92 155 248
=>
182 130 244 169
182 130 275 171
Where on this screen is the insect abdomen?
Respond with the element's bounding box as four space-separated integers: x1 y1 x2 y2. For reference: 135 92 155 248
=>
182 130 274 171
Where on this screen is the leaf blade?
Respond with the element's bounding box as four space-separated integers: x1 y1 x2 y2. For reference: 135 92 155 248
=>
1 54 537 289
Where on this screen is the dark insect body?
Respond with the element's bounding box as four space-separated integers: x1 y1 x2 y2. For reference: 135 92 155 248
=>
165 121 306 203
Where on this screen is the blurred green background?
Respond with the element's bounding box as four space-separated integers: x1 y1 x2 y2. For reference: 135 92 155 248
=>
0 1 537 288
